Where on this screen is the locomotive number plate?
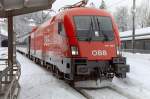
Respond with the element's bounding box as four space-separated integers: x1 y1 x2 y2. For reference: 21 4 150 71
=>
92 50 107 56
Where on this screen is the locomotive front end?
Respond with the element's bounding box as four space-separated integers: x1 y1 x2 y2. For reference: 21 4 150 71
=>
66 9 130 81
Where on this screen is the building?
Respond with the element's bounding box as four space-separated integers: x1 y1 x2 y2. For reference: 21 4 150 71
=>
120 27 150 53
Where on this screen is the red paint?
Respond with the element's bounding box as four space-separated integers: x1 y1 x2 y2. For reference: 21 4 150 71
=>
30 7 120 61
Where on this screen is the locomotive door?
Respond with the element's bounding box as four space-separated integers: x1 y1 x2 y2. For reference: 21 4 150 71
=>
42 29 50 62
42 32 46 61
33 31 36 55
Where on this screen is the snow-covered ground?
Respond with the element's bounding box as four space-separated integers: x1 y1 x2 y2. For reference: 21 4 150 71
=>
122 52 150 90
1 47 150 99
0 47 8 71
17 53 86 99
0 47 8 59
17 51 150 99
115 52 150 98
81 52 150 99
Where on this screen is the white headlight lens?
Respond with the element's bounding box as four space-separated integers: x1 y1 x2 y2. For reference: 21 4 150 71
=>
71 46 78 55
116 46 122 56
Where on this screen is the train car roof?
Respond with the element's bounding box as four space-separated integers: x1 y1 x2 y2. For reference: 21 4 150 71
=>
33 7 114 35
61 7 112 17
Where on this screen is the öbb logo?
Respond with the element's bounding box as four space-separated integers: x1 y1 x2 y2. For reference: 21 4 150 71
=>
92 50 107 56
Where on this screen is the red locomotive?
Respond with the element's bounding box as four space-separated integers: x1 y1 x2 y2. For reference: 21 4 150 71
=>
17 7 130 84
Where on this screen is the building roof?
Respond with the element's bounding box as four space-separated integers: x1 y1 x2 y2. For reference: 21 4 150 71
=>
120 27 150 40
0 32 7 38
0 28 7 36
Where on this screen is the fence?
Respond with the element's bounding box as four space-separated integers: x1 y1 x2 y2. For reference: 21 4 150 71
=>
0 58 21 99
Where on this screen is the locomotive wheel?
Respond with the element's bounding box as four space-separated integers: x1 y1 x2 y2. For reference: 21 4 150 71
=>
34 58 36 63
40 60 43 66
52 65 56 76
56 69 60 79
46 63 50 71
56 69 64 80
30 56 33 61
35 58 36 62
43 61 46 67
37 59 41 65
66 80 74 86
49 64 53 72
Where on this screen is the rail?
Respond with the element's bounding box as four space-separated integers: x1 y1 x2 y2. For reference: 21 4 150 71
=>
72 84 142 99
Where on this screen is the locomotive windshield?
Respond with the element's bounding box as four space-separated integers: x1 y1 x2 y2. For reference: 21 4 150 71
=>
74 16 114 41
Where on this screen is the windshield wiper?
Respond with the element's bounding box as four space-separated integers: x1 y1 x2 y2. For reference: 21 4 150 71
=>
87 18 93 42
96 18 108 41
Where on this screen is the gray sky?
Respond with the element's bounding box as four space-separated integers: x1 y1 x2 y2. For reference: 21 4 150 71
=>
52 0 144 13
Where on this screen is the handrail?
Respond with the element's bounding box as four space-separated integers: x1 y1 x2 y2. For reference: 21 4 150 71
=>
0 59 21 99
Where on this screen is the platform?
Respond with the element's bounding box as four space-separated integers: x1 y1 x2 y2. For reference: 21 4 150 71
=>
0 48 21 99
17 53 85 99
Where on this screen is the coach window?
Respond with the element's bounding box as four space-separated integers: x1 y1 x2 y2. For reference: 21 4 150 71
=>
135 40 143 49
144 40 150 50
58 22 66 36
126 40 132 49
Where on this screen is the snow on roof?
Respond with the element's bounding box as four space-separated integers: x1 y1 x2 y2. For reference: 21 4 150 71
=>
0 28 7 36
121 35 150 41
120 27 150 37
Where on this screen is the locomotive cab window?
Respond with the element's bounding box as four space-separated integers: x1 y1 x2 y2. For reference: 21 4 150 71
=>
74 16 114 41
58 22 62 33
58 22 66 36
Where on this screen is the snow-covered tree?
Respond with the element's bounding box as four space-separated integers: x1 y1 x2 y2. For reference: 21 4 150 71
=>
14 10 52 36
99 0 106 9
136 0 150 28
114 7 130 32
146 13 150 27
89 2 96 8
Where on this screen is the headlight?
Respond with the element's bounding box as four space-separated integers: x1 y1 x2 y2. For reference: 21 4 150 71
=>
116 45 122 56
71 46 78 55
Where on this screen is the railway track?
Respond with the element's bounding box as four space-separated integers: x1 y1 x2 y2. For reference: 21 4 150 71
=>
71 82 142 99
72 87 94 99
109 83 147 99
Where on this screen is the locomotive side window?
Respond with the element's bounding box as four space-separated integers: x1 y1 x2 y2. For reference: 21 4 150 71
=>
58 22 66 36
144 40 150 50
74 16 114 41
58 22 62 33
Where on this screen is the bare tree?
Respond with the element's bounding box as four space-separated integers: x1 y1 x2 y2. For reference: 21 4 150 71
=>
136 0 150 28
13 10 52 36
99 0 106 9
